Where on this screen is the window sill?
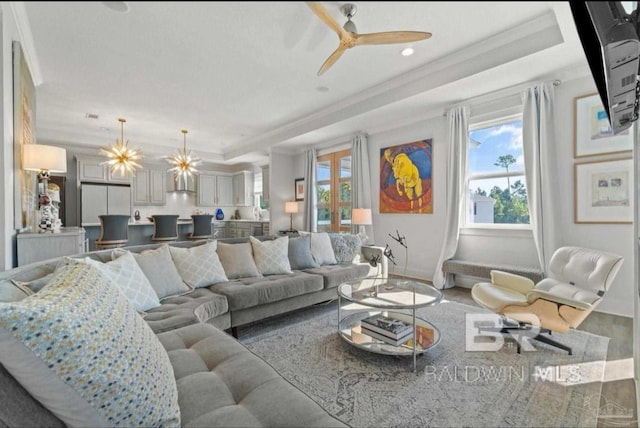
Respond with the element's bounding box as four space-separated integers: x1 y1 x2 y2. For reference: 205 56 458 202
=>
460 225 533 239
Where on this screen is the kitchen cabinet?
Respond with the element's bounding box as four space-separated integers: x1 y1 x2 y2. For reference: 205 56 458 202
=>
197 173 233 206
81 184 131 224
227 221 265 238
233 171 254 206
261 165 269 205
212 221 227 239
133 169 166 206
17 227 86 266
77 155 131 184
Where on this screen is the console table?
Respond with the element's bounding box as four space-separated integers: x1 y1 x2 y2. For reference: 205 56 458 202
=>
17 227 86 266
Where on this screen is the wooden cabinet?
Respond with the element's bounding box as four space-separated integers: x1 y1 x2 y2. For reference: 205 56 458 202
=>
212 221 227 239
262 166 270 204
77 156 131 184
81 184 131 224
133 169 166 206
233 171 254 206
17 227 86 266
227 221 266 238
197 173 233 206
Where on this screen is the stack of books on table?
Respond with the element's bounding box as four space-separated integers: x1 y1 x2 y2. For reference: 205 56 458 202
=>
360 313 414 346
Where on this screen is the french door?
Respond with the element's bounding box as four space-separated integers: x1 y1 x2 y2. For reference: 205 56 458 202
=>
316 149 351 232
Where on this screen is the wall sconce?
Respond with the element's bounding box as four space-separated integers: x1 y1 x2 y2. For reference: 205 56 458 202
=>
285 201 298 231
352 208 372 244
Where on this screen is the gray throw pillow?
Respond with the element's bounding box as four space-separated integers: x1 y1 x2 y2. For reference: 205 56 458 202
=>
12 273 55 294
217 242 262 279
329 233 362 264
114 246 191 300
288 235 319 270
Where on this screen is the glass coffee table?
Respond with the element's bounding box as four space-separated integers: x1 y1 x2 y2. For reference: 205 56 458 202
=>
337 277 443 372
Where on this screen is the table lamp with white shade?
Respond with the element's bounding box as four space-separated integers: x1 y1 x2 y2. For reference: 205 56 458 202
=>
22 144 67 233
285 201 298 231
352 208 372 244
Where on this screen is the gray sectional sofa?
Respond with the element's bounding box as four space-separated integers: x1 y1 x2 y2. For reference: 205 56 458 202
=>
0 234 385 427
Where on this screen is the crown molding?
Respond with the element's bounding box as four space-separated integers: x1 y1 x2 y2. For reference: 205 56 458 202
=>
8 2 43 86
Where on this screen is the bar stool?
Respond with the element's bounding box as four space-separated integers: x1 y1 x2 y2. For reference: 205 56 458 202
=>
189 214 213 240
151 215 179 243
96 215 130 250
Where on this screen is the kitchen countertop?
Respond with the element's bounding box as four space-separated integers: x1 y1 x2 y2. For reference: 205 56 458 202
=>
81 219 269 227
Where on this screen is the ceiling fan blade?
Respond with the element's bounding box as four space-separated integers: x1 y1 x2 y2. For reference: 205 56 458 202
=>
318 46 347 76
355 31 432 46
306 2 347 38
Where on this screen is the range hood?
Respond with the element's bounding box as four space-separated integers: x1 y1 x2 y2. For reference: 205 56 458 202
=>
167 173 196 193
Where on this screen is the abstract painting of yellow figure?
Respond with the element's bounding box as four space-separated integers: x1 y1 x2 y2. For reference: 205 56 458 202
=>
380 140 432 214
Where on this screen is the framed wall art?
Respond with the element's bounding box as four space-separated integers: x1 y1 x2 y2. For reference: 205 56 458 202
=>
13 41 37 229
294 178 304 201
379 139 432 214
574 93 633 158
574 157 633 224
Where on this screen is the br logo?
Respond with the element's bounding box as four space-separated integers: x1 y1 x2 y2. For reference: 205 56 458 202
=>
465 313 540 352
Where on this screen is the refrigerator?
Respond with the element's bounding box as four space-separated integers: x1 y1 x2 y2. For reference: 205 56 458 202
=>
81 184 132 225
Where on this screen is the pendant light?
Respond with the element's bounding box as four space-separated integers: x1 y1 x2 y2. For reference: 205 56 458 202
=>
166 129 201 183
100 117 142 174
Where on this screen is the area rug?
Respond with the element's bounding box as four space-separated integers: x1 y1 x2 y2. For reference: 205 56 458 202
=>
239 300 609 428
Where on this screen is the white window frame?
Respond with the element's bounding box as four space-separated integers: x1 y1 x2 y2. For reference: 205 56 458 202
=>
463 112 531 230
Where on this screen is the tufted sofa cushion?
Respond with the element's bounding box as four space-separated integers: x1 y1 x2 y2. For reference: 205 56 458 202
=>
157 323 345 427
208 271 323 311
144 288 229 333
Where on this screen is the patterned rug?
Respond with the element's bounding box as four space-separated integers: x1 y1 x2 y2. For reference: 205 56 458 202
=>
239 299 609 428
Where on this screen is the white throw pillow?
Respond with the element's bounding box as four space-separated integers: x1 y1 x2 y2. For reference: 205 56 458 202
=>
169 241 228 288
301 232 337 265
0 260 180 427
113 245 191 300
217 242 262 279
85 251 161 311
250 236 293 275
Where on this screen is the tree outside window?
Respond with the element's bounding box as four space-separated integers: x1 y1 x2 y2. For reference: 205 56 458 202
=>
467 118 529 225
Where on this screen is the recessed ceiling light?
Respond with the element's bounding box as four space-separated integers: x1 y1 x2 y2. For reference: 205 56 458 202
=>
401 47 414 57
316 86 330 93
102 2 130 13
85 113 99 119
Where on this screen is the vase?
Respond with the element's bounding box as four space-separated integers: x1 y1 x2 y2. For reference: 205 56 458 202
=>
215 208 224 220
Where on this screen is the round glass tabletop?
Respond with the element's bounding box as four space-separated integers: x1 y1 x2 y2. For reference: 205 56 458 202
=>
338 277 443 310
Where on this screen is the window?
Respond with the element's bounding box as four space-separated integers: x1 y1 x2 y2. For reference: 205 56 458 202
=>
466 115 530 226
316 149 351 232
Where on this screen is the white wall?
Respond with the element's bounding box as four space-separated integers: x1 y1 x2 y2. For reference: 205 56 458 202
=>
0 7 23 269
270 150 297 232
366 116 447 279
554 76 634 317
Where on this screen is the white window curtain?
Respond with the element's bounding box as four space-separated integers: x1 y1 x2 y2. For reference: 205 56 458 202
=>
303 148 317 232
433 106 469 289
522 82 558 273
351 133 372 237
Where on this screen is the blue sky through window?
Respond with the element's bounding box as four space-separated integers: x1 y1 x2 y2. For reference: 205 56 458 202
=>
469 120 524 175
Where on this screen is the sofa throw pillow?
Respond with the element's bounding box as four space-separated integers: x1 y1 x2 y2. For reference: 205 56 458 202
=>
0 260 180 427
250 236 293 275
114 245 191 300
216 242 262 279
169 241 228 288
85 251 161 311
288 235 319 270
329 233 362 264
0 280 32 302
300 232 337 265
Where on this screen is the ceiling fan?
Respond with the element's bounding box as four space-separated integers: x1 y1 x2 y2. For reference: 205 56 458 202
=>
307 2 432 76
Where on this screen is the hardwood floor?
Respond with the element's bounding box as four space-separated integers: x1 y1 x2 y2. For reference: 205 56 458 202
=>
441 286 637 428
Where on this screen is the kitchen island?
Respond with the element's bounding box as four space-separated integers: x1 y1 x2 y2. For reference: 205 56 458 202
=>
81 219 269 251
